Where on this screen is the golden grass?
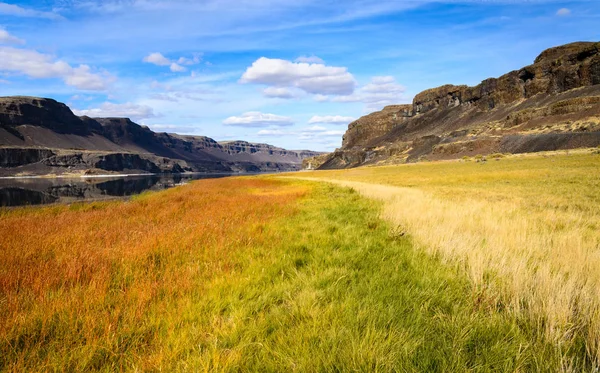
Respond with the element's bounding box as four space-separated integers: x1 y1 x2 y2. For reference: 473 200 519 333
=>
290 151 600 364
0 178 306 371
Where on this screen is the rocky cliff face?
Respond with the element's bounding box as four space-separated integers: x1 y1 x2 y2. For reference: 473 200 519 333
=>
0 96 103 136
321 42 600 169
0 97 322 176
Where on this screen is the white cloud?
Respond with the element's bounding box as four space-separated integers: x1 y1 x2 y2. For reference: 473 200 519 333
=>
295 55 324 64
223 111 294 127
144 52 201 72
145 123 199 133
257 129 287 136
323 130 345 136
256 126 344 140
177 53 202 65
556 8 571 16
73 102 157 120
331 75 406 110
0 2 63 20
298 126 344 141
64 65 110 91
308 115 355 125
170 62 186 72
0 46 113 90
240 57 356 96
0 29 24 45
150 93 179 102
147 124 180 130
143 52 171 66
303 125 327 132
262 86 297 99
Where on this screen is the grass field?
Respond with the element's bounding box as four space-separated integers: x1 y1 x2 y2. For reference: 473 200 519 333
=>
0 150 598 371
289 149 600 369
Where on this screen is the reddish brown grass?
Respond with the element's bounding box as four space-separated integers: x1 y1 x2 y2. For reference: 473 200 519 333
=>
0 177 306 370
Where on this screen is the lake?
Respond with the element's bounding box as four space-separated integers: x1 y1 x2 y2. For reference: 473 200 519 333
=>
0 173 235 207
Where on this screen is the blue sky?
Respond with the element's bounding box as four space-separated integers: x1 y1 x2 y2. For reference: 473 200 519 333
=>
1 0 599 151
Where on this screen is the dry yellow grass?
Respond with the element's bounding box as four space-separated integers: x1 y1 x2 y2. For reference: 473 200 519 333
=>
290 151 600 364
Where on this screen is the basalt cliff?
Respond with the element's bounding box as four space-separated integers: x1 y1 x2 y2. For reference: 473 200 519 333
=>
318 41 600 169
0 96 322 176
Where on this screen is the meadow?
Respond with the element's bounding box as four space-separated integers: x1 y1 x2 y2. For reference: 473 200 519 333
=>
290 149 600 370
0 150 598 371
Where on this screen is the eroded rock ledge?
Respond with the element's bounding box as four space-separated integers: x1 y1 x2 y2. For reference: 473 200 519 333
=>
0 97 323 176
318 42 600 169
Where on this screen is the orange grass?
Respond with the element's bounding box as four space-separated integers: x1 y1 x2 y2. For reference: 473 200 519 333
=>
0 177 306 371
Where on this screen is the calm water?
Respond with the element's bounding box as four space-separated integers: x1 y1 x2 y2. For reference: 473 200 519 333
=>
0 173 233 207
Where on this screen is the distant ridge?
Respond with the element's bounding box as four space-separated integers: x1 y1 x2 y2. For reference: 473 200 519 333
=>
0 96 323 176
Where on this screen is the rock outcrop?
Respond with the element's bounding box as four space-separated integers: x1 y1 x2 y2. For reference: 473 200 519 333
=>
0 96 322 176
319 41 600 169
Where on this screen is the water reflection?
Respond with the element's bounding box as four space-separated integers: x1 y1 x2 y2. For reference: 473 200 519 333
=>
0 173 231 207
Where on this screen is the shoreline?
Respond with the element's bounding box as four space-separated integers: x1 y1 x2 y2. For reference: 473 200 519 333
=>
0 171 274 181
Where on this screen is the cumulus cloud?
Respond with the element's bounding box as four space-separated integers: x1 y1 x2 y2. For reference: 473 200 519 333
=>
143 52 171 66
0 46 113 90
143 52 201 72
0 2 63 20
262 87 297 99
556 8 571 16
223 111 294 127
73 102 157 120
169 62 186 72
331 75 406 110
0 29 24 45
240 57 356 96
295 55 324 64
308 115 355 125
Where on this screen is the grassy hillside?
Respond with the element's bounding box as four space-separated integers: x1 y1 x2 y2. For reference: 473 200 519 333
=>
1 150 598 371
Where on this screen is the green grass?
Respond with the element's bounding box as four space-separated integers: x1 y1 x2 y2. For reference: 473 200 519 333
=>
161 182 579 371
283 152 600 369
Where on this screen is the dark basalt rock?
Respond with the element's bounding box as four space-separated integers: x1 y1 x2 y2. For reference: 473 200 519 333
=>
0 148 55 168
0 96 102 136
0 97 324 176
318 41 600 168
